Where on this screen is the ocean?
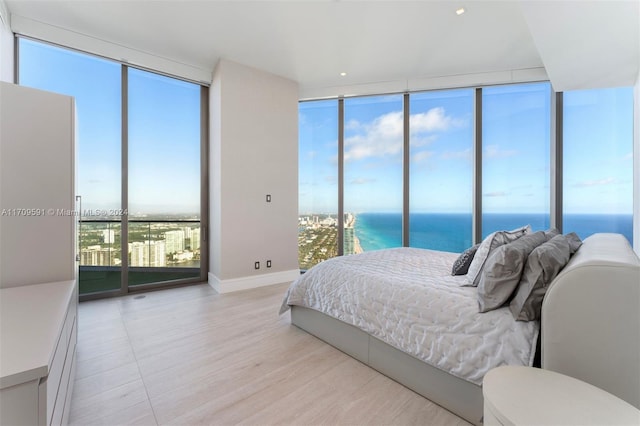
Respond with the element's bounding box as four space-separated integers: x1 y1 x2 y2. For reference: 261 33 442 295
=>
355 213 634 253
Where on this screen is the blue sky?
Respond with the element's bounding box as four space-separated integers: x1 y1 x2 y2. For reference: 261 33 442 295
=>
299 84 633 216
19 38 633 219
19 39 201 217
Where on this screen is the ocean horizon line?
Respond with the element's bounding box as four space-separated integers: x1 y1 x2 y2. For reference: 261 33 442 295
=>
349 211 633 253
300 212 633 217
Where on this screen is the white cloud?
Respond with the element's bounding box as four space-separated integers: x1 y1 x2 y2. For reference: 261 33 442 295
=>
344 112 404 162
484 191 508 197
324 175 338 185
573 177 616 187
441 148 472 160
345 118 362 131
410 107 459 133
350 178 376 185
410 134 439 148
344 107 462 162
484 144 518 159
412 151 434 164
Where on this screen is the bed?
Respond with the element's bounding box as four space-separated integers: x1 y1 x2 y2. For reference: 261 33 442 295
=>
280 233 640 425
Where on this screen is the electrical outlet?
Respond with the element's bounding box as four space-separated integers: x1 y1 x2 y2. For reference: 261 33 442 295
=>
266 260 272 268
266 194 271 202
254 261 260 269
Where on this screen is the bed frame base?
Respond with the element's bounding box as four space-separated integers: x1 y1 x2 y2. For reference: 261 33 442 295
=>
291 306 483 425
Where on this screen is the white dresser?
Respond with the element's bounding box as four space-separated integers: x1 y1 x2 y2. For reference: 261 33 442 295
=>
0 82 78 424
0 280 78 426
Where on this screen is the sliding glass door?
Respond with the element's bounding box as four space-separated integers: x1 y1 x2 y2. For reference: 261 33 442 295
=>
19 38 124 293
127 69 203 287
18 38 208 297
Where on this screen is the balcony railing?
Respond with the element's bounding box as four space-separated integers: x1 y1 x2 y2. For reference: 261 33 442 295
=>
79 219 201 294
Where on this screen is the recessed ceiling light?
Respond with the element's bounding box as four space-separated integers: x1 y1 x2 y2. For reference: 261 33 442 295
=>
340 72 347 77
456 7 465 15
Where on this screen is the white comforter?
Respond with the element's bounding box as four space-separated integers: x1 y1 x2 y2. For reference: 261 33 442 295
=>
280 247 539 386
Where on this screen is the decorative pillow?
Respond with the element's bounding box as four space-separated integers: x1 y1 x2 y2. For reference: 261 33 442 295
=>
544 228 560 240
565 231 583 253
464 224 531 286
477 231 548 313
451 244 480 276
509 233 582 321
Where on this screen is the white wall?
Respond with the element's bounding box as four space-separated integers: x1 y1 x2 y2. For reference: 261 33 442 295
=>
209 59 300 293
0 0 13 83
634 71 640 255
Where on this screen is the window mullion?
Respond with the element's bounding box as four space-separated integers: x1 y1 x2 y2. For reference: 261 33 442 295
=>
337 97 345 256
120 64 129 294
473 87 483 244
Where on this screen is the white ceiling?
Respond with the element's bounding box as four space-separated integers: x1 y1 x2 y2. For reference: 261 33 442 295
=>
4 0 639 95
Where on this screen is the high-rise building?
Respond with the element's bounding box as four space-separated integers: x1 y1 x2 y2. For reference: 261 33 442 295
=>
191 228 201 250
344 213 356 255
81 245 115 266
164 230 185 254
344 226 355 255
182 226 193 240
148 240 166 267
102 229 115 244
130 240 166 267
130 242 145 267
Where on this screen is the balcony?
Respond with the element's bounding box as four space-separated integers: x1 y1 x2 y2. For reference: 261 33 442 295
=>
79 219 201 294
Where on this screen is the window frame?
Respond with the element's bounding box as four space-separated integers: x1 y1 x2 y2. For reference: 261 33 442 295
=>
16 36 210 300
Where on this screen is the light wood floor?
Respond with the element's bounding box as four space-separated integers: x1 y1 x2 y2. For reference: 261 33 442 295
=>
69 282 470 426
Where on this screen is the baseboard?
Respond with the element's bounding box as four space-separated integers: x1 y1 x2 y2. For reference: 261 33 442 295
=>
208 269 300 294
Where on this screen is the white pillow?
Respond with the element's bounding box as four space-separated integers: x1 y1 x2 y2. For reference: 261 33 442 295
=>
464 225 531 286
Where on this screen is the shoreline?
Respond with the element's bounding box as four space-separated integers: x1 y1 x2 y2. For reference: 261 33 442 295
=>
346 213 364 254
354 235 363 254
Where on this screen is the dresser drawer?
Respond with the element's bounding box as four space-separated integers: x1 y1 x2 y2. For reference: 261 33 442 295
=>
0 380 40 426
50 316 76 426
40 295 76 425
1 280 77 426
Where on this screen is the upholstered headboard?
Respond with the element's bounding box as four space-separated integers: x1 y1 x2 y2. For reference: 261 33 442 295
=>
541 233 640 408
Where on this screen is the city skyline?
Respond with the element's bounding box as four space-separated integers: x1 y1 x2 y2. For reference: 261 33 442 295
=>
80 223 201 268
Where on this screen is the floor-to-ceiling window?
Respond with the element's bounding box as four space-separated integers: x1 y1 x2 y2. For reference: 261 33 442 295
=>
127 68 202 287
481 83 551 237
298 99 339 270
298 82 634 266
19 38 123 294
343 95 404 253
563 87 634 243
18 38 208 297
409 89 474 252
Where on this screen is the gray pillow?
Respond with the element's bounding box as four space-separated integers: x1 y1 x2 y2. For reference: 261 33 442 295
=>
451 244 480 276
509 233 582 321
477 231 548 313
544 228 560 240
464 224 531 286
565 231 583 253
